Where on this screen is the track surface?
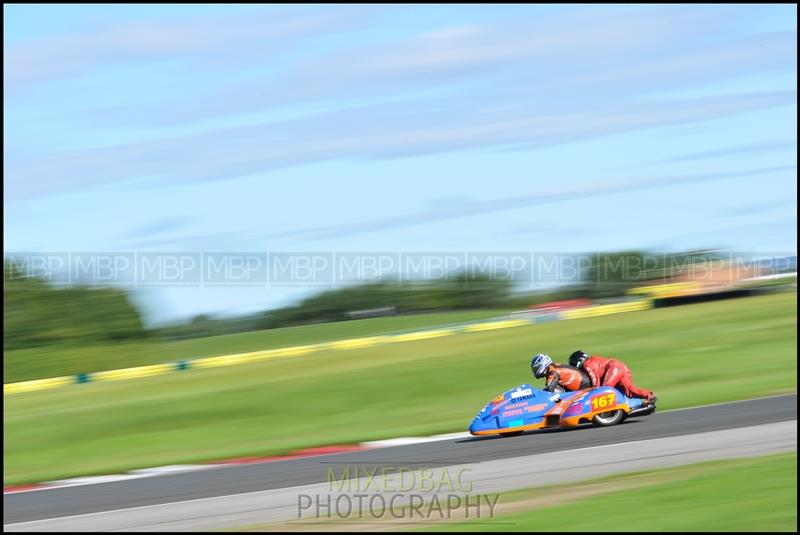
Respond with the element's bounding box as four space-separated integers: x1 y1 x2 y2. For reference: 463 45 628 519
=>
6 421 795 531
4 394 797 526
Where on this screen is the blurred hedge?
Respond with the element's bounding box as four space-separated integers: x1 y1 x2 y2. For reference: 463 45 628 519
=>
258 272 515 329
4 263 146 350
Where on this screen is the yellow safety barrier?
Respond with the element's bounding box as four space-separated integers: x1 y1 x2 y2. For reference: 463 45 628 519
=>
193 352 265 369
328 336 389 350
269 344 319 357
462 319 530 332
93 363 175 382
388 329 454 343
561 299 653 320
628 282 701 298
3 301 655 395
3 376 73 395
193 344 320 369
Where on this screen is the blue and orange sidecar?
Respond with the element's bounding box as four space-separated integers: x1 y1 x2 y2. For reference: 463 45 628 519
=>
468 383 656 437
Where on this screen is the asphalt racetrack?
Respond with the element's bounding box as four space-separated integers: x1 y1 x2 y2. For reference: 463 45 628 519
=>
4 394 797 530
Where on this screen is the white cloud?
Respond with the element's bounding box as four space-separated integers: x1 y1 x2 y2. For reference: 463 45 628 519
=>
3 6 369 90
99 8 795 127
6 90 795 200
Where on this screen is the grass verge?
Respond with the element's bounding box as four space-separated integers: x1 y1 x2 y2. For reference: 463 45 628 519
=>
420 453 797 532
4 309 511 383
4 292 796 485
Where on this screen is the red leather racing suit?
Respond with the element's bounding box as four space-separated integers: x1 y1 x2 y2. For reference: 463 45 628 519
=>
582 355 652 400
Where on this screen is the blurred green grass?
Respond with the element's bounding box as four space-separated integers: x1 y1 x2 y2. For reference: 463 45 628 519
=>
422 453 797 532
4 292 796 485
4 309 511 383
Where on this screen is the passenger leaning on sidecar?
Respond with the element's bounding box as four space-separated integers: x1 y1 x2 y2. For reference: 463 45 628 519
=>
569 350 657 405
531 354 591 394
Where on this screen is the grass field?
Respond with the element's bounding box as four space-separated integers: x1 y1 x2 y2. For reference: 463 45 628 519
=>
4 292 796 485
421 453 797 532
4 309 511 383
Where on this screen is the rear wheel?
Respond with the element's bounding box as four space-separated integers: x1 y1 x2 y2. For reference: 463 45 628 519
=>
592 409 625 427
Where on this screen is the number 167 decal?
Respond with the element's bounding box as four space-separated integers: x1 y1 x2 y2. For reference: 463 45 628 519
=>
590 393 616 410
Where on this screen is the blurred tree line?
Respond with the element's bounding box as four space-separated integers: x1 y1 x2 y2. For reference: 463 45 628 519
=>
5 250 729 348
581 250 727 298
258 271 515 330
4 262 146 350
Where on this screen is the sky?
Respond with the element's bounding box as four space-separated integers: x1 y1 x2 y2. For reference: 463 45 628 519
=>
3 4 797 323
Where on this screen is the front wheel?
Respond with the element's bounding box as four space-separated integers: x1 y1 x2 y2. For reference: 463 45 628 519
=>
592 409 625 427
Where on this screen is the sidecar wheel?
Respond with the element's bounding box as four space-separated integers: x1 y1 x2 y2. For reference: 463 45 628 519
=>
592 409 625 427
499 430 524 437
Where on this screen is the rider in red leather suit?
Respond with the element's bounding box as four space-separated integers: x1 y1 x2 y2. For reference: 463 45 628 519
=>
569 350 656 403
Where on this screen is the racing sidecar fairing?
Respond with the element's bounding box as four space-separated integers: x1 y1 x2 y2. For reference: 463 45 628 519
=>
468 384 655 436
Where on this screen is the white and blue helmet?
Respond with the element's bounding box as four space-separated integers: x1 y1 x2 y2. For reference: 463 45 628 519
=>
531 353 552 378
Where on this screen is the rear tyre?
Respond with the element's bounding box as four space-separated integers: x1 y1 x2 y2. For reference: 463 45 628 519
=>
499 430 524 437
592 409 625 427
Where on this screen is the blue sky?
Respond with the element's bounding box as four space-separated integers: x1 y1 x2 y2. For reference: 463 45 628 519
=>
4 4 797 323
